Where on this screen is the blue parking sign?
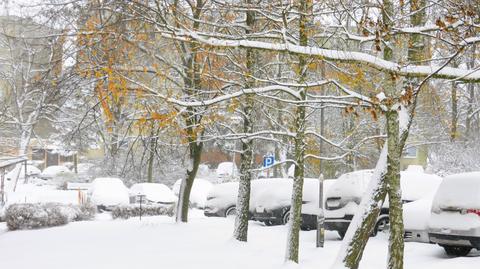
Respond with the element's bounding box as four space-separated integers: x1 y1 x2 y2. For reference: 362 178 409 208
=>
263 156 275 168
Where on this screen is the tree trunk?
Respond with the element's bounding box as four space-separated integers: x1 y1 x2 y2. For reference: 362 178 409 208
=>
386 110 403 269
451 69 458 141
233 0 256 242
334 144 388 269
176 140 203 223
285 0 310 263
147 126 158 183
285 95 306 263
466 45 476 138
233 121 253 241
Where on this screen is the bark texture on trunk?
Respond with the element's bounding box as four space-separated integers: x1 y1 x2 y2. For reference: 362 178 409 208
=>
386 110 403 269
176 140 203 223
285 0 310 263
233 0 256 242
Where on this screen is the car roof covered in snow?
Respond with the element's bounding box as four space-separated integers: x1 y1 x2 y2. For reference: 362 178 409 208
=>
432 171 480 210
130 183 176 203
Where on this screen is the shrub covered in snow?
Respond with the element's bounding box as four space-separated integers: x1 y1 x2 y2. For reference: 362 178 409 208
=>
111 204 175 219
5 202 95 230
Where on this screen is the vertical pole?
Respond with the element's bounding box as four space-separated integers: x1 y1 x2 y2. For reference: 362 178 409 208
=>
317 174 325 247
74 154 78 174
0 169 5 206
139 195 142 221
24 160 28 184
316 99 325 247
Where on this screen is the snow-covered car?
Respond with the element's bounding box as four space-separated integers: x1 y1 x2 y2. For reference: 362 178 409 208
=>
129 183 177 206
172 178 213 209
88 177 129 211
251 178 334 230
403 195 436 243
428 172 480 256
204 178 286 218
204 182 239 217
39 165 72 179
216 162 238 178
325 167 442 238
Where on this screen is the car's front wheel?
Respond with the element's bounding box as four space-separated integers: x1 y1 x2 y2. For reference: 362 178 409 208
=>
225 206 237 218
442 245 472 256
372 216 389 236
283 210 291 225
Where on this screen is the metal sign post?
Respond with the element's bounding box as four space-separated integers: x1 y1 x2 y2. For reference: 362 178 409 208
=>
0 169 5 207
316 174 325 248
138 194 146 220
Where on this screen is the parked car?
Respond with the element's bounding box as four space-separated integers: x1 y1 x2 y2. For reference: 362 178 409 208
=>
251 178 334 230
129 183 177 206
204 178 287 218
172 178 213 209
89 177 129 211
428 172 480 256
403 195 436 243
325 167 442 239
216 162 238 178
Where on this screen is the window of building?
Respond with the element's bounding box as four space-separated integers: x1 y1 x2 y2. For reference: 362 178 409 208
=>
402 146 418 159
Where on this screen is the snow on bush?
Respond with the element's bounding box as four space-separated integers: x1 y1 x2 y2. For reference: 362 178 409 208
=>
111 204 175 219
5 202 95 230
40 165 72 179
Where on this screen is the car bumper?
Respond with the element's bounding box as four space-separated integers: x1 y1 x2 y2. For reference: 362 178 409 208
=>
252 207 286 224
404 229 430 243
429 233 480 248
204 207 225 217
325 215 353 232
252 207 318 230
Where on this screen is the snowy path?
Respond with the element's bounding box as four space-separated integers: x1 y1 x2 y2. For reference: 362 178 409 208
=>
0 211 478 269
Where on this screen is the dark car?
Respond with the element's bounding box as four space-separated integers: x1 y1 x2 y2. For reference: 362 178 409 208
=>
204 178 287 218
251 178 333 230
325 167 442 239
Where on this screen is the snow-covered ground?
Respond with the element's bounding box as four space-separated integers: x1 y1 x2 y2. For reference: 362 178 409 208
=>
0 210 478 269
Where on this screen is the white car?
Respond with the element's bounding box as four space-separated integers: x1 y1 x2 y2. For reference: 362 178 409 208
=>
428 172 480 256
204 178 288 218
89 177 129 211
129 183 176 205
172 178 213 209
251 178 334 230
216 162 238 178
325 167 442 238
